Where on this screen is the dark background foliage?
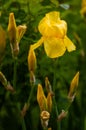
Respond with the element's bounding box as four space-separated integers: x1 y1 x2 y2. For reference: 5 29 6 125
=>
0 0 86 130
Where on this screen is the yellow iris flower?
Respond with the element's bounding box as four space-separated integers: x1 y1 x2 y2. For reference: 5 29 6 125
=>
31 11 76 58
0 26 6 60
80 0 86 16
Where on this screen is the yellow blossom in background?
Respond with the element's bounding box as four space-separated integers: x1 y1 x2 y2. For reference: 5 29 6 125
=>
8 12 27 57
82 0 86 7
0 26 6 61
37 84 52 112
80 0 86 17
68 71 79 100
0 26 6 53
31 11 76 58
48 128 52 130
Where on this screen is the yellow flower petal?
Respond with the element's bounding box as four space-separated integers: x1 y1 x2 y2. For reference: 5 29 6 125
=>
46 11 60 22
38 11 67 38
44 37 66 58
31 37 44 50
64 36 76 52
55 20 67 38
80 7 86 16
82 0 86 7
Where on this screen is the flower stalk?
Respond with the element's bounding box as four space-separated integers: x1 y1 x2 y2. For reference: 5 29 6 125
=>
13 57 17 89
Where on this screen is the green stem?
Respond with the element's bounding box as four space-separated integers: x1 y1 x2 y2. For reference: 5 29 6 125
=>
53 59 57 93
84 116 86 130
21 77 35 130
22 117 27 130
52 59 61 130
52 97 61 130
13 57 26 130
27 84 35 107
21 81 35 130
13 57 17 89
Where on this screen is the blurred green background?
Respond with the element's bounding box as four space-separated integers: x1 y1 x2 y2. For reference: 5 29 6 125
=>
0 0 86 130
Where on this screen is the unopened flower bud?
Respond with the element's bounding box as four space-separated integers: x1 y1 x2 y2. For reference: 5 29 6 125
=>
45 77 52 93
47 92 52 112
28 46 36 72
17 25 27 43
8 12 17 45
8 13 26 57
7 12 19 57
37 84 47 111
68 72 79 101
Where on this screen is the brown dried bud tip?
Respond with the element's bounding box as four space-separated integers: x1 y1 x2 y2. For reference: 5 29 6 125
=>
58 110 68 121
0 72 15 93
6 82 15 93
21 103 29 117
41 111 50 120
0 71 7 87
40 111 50 128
